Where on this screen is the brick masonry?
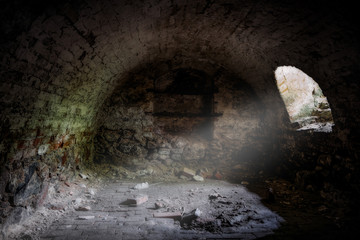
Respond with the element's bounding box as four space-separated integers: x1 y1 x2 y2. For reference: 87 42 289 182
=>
0 0 359 235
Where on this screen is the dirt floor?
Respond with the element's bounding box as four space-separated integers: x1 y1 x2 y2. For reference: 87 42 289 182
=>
35 179 284 239
4 170 360 240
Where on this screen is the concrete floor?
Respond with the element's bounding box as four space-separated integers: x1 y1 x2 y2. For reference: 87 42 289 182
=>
39 180 284 240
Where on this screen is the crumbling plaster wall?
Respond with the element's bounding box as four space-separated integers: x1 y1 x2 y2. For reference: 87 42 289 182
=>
0 0 359 229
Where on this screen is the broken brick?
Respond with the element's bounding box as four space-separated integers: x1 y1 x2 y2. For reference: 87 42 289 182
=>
213 170 222 180
153 211 182 219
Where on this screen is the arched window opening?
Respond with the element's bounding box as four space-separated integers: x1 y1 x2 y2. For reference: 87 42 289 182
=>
275 66 334 132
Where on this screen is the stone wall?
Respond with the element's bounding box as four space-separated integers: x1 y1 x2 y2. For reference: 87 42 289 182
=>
0 0 359 231
94 61 279 174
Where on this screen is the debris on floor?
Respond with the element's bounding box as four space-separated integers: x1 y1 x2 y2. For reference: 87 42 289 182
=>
79 173 89 179
154 201 166 209
209 193 222 200
193 175 204 182
3 171 102 240
180 208 202 226
133 182 149 190
121 180 284 236
77 215 95 220
153 211 182 219
123 195 149 206
75 206 91 211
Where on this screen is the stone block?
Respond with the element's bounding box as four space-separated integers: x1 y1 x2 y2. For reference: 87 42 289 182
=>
158 148 170 155
181 167 196 178
23 148 37 159
182 143 206 161
37 144 49 155
161 158 173 166
14 171 42 206
170 148 183 154
193 175 204 182
171 153 182 161
124 195 148 205
158 154 168 160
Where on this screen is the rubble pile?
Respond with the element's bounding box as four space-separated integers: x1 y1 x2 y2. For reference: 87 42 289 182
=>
3 171 100 240
128 179 284 235
180 189 284 233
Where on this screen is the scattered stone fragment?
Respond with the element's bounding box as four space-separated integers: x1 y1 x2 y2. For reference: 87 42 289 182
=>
74 198 83 205
133 182 149 190
78 215 95 220
59 174 67 181
193 175 204 182
218 200 232 205
181 167 196 178
153 211 182 219
37 144 49 156
155 201 165 209
79 173 88 179
209 193 221 200
38 179 286 239
88 189 95 195
75 206 91 211
241 181 249 185
181 208 202 226
48 204 65 211
136 168 154 176
124 195 149 205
